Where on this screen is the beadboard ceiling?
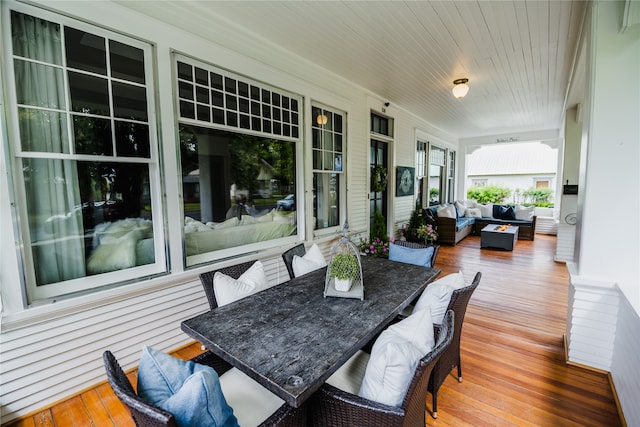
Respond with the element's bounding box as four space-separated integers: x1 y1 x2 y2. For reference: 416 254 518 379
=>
117 1 586 140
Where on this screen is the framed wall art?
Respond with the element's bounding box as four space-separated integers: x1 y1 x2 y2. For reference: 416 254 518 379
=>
395 166 415 197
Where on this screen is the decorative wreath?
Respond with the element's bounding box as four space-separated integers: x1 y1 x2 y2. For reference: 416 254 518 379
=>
371 165 388 192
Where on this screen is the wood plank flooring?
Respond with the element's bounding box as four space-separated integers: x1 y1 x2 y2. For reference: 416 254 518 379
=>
6 234 623 426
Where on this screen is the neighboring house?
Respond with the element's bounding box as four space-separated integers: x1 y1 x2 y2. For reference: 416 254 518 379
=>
466 142 558 204
0 1 637 426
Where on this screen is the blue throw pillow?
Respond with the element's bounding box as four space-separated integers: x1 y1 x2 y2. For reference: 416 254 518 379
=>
501 205 516 220
492 204 503 219
388 243 434 268
137 346 239 427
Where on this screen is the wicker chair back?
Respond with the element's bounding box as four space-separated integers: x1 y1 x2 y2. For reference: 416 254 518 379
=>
199 260 257 310
104 350 306 427
428 271 482 418
103 350 178 427
308 310 455 426
281 243 306 279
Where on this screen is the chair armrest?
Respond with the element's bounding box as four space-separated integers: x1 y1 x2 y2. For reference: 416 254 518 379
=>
312 383 405 424
190 351 234 376
258 403 308 427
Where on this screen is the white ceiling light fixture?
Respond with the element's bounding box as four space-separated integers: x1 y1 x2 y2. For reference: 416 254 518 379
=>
452 78 469 99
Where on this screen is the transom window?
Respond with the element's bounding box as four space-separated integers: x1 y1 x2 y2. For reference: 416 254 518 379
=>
176 60 299 139
370 113 392 137
6 8 162 302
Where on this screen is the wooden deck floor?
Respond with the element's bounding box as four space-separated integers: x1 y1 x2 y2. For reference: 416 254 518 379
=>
7 234 623 426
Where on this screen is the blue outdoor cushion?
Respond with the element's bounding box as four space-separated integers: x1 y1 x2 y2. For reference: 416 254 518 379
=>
456 217 476 231
492 204 516 220
501 205 516 220
389 243 434 268
137 346 239 427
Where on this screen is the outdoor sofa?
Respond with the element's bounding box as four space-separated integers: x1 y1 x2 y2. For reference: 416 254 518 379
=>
425 202 537 246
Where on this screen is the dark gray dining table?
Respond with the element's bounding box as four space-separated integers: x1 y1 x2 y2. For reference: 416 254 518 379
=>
181 255 440 408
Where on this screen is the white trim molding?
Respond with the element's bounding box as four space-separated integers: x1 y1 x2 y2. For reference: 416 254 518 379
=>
566 262 618 371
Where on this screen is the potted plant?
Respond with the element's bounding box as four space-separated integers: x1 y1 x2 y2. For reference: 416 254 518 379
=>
417 224 438 245
329 253 360 292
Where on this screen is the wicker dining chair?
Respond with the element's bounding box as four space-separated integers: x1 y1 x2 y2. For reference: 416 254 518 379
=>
103 350 307 427
392 240 441 267
281 243 306 279
199 260 257 310
308 310 455 427
428 271 482 418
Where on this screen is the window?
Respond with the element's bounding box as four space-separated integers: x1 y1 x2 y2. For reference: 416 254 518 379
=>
371 113 392 137
312 105 344 231
447 150 456 203
6 8 162 302
417 140 456 206
429 146 446 205
371 113 393 136
534 179 550 188
175 56 301 265
176 60 299 139
416 141 427 206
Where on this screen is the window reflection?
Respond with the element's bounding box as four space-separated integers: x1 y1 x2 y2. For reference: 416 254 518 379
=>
180 125 296 259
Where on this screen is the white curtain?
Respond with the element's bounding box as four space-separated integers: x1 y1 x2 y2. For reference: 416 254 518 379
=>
13 12 86 285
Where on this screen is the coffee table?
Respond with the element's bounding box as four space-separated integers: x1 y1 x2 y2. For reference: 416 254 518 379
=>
481 224 519 250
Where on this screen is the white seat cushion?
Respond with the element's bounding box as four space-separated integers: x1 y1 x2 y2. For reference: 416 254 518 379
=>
219 367 285 427
326 350 370 395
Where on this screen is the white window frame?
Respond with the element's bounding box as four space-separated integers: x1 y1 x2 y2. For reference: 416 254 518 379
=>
533 178 551 188
2 3 165 303
173 53 304 266
311 102 346 235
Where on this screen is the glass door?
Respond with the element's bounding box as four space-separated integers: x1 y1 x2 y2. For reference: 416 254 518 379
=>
370 139 388 236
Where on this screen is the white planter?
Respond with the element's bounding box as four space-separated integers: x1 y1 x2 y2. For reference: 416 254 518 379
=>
334 278 353 292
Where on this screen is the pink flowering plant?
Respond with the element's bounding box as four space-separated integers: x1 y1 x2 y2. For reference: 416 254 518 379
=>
399 224 419 241
359 235 395 258
417 224 438 242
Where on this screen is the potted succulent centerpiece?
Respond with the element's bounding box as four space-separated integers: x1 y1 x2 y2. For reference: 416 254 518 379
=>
329 253 360 292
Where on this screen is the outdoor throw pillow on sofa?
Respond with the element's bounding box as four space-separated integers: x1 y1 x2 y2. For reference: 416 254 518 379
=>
516 204 535 221
137 346 239 427
358 307 435 406
437 204 456 219
389 243 434 268
477 203 493 218
493 204 516 220
292 243 327 277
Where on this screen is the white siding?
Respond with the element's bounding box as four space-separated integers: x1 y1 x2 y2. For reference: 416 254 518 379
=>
1 279 207 420
566 265 618 371
555 224 576 262
611 293 640 426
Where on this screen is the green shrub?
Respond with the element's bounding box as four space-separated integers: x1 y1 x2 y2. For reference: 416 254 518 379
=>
466 185 511 203
429 187 440 202
523 187 553 205
407 200 423 230
371 208 387 242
